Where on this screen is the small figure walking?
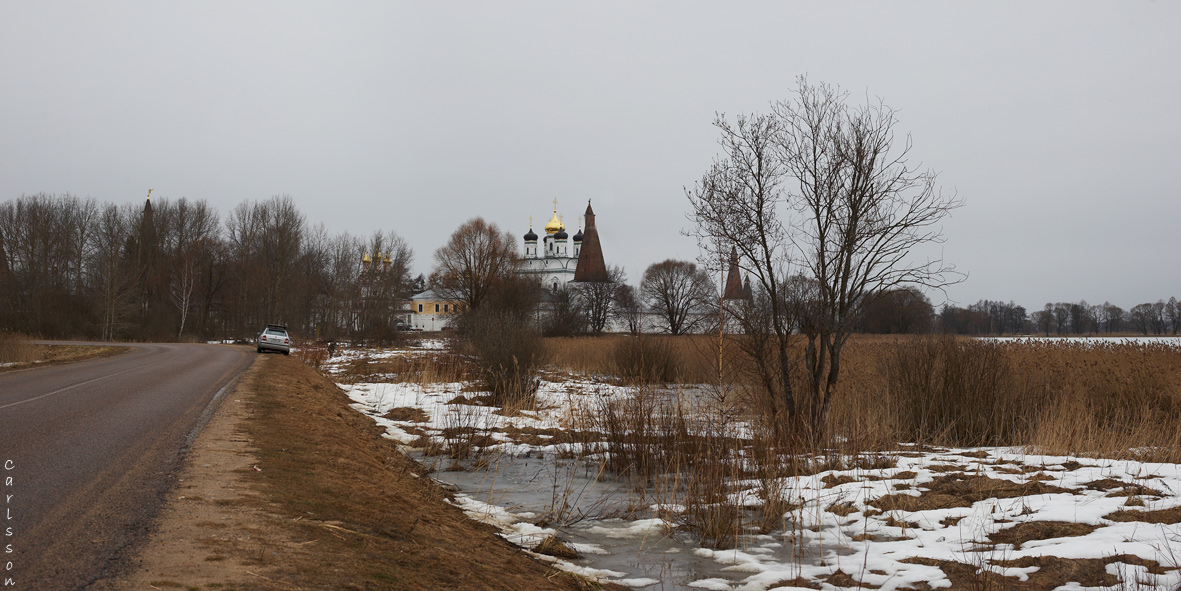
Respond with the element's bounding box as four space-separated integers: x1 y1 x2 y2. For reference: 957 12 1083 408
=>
327 339 337 358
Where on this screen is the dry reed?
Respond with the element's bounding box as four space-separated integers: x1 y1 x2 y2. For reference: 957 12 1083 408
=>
335 350 470 386
0 332 43 364
546 334 1181 461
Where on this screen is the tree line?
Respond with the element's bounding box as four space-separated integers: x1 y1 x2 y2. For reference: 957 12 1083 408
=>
0 192 418 341
934 298 1181 336
805 289 1181 337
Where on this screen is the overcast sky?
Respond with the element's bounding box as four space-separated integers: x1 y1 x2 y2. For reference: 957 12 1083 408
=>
2 2 1178 310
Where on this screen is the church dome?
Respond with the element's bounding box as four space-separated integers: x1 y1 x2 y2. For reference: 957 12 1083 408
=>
554 228 568 240
544 211 565 235
572 229 583 242
524 227 538 241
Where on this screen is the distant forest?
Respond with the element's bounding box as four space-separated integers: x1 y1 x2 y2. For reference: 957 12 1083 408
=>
861 289 1180 336
0 193 1176 341
0 193 419 341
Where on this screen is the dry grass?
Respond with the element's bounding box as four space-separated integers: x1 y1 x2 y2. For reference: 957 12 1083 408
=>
545 334 1181 461
0 332 126 373
533 536 581 559
547 334 721 384
1104 507 1181 524
871 472 1072 513
0 332 41 363
988 521 1099 549
236 354 622 591
336 349 470 385
906 554 1172 590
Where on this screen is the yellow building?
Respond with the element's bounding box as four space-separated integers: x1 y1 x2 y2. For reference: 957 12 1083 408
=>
408 289 459 331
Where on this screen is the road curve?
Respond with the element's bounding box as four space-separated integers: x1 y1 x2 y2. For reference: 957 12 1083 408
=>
0 343 255 590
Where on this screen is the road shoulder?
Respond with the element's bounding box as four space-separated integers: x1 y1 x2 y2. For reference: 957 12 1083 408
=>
105 358 286 590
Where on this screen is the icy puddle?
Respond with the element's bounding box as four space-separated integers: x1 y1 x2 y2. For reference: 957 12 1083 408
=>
423 451 840 590
340 376 1181 590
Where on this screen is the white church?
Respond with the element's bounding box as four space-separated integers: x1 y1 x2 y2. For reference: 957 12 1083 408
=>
519 199 597 292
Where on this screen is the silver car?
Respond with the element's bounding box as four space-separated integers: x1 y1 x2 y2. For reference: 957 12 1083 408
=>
257 324 291 355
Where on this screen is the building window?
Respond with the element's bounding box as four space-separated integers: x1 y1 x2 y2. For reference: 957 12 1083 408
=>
418 304 423 312
444 304 449 313
435 303 440 313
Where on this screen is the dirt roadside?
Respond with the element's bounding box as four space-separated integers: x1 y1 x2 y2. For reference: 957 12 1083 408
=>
104 353 615 591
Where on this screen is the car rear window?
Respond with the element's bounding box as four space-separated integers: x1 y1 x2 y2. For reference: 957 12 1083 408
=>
265 328 287 336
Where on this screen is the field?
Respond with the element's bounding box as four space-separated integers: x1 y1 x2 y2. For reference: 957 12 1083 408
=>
322 334 1181 590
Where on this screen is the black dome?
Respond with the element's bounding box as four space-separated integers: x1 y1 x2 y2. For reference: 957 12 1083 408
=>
572 229 583 242
555 229 568 239
524 228 538 241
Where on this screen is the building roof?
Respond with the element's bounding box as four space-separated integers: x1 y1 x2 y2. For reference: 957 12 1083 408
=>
411 289 442 301
573 200 609 282
723 246 746 300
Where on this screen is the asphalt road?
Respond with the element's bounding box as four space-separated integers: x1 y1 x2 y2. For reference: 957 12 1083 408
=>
0 343 255 590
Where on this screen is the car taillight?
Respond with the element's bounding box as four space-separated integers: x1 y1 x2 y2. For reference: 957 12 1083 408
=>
284 338 289 344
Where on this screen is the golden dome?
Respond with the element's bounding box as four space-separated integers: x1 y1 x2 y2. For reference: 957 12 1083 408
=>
543 198 565 234
362 252 371 264
382 252 392 264
544 211 565 234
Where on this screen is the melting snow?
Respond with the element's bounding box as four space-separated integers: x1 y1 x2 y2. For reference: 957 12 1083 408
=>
331 347 1181 590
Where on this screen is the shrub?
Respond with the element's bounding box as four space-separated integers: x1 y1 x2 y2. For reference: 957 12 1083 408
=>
457 309 546 406
610 336 680 384
885 335 1031 447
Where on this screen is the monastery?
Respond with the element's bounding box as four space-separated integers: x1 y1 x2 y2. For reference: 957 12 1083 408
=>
406 199 608 331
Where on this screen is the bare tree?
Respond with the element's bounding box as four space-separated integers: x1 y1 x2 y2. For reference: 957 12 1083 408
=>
169 250 198 339
641 259 715 335
1102 302 1125 333
91 203 138 340
0 193 92 334
1086 303 1104 336
541 285 586 337
688 77 962 439
614 283 643 335
858 287 934 334
1051 303 1071 336
430 218 519 313
1129 303 1154 335
1069 301 1089 335
165 198 219 339
574 265 626 334
1150 300 1167 335
1034 304 1055 336
357 230 414 339
223 195 305 332
1167 297 1179 335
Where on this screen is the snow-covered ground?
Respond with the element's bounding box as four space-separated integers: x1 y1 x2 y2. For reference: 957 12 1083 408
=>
984 336 1181 347
328 348 1181 590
